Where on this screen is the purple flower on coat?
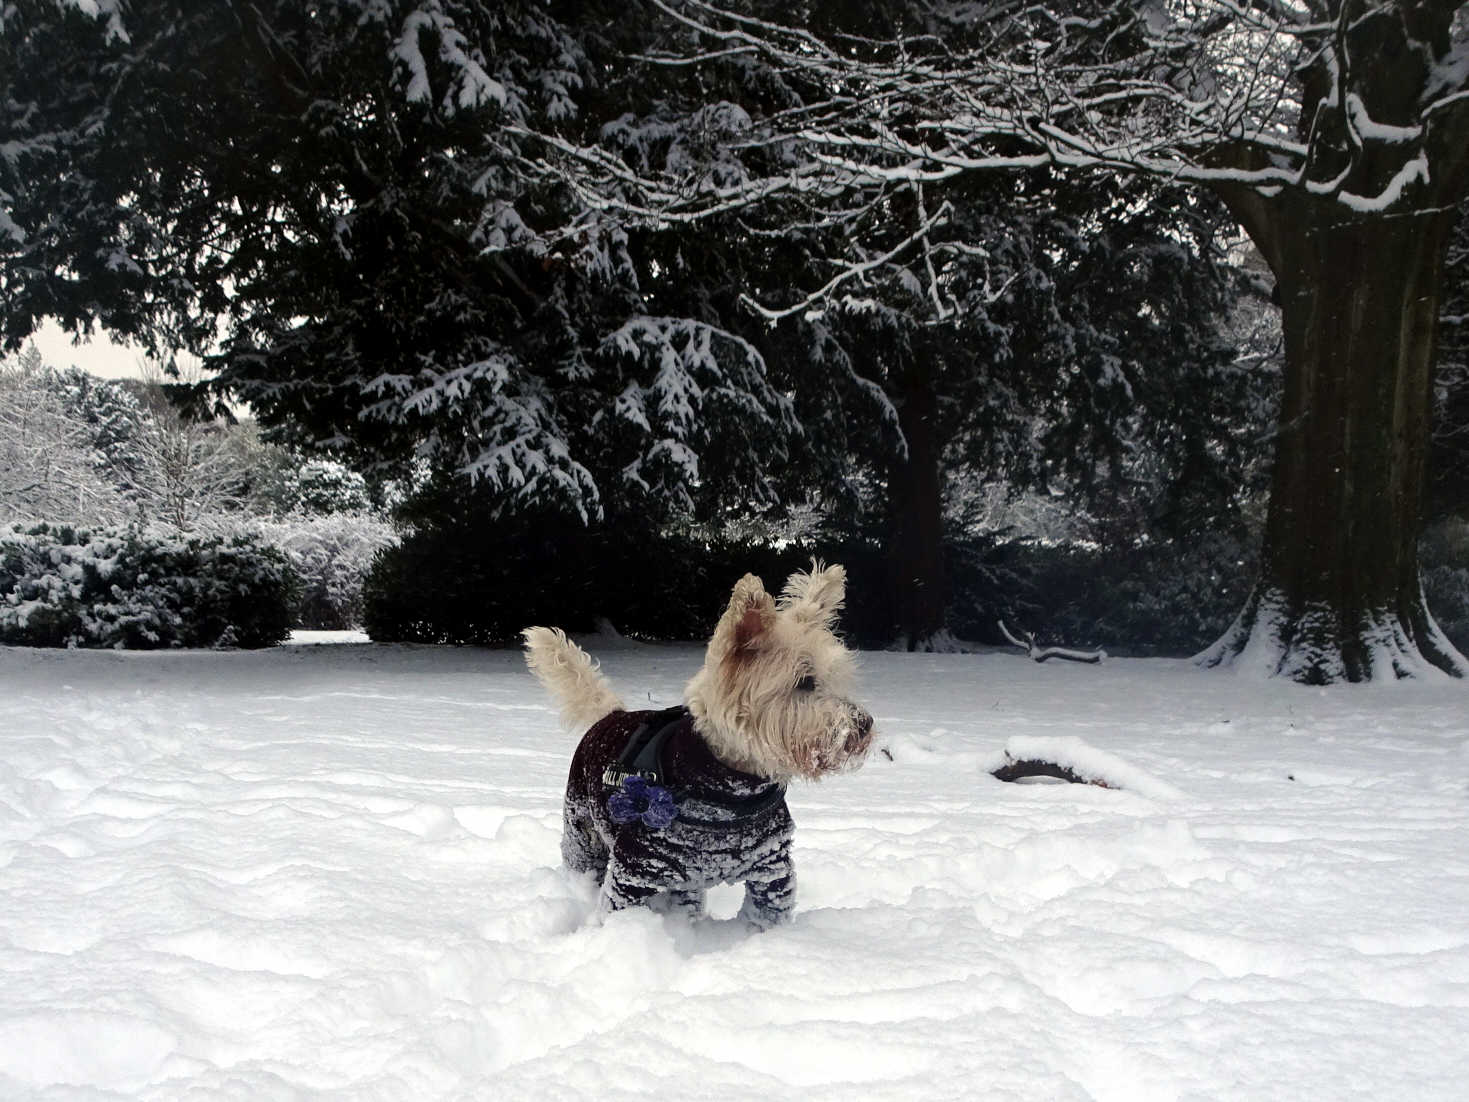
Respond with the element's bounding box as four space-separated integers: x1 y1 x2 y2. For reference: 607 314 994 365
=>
608 775 679 830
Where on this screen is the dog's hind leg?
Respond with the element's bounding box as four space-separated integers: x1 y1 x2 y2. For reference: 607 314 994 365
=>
561 806 609 879
664 887 707 919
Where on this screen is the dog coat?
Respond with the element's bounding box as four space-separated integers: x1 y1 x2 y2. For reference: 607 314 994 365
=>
562 706 797 926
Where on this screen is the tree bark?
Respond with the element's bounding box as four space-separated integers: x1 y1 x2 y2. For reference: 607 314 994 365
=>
1198 193 1469 682
887 365 949 647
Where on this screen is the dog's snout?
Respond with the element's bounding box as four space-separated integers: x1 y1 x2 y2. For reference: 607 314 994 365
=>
844 710 874 755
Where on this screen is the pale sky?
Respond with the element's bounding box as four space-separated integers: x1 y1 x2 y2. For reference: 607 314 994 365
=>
27 319 148 380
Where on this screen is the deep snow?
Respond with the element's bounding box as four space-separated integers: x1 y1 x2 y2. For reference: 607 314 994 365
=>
2 637 1468 1100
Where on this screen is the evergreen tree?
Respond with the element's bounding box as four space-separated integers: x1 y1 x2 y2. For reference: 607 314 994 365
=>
1432 202 1469 518
777 173 1265 646
4 0 1275 649
1 0 801 528
50 368 150 487
523 0 1469 681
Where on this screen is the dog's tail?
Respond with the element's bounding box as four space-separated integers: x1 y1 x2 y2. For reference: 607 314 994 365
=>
522 626 625 732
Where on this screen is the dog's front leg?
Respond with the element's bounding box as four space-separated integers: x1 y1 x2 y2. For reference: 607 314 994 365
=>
736 843 795 930
598 847 665 915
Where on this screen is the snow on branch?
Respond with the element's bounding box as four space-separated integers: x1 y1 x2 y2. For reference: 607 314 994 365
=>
999 620 1106 665
57 0 130 42
738 198 955 323
0 189 23 246
392 4 506 114
508 0 1469 260
595 315 801 508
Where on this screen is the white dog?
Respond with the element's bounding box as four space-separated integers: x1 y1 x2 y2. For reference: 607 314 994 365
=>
524 564 874 926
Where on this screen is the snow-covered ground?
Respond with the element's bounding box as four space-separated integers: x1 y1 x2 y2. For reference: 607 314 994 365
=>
2 637 1468 1100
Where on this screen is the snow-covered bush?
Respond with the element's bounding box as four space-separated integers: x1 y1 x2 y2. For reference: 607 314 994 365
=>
0 523 297 649
252 457 376 517
986 532 1259 657
0 358 132 525
361 500 889 645
1421 518 1469 652
362 510 612 645
250 514 395 629
292 460 373 515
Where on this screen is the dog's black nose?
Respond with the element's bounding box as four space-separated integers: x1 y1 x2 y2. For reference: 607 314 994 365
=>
845 711 874 754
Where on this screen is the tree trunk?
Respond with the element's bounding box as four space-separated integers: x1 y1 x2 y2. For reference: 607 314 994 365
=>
1198 196 1468 682
887 365 948 647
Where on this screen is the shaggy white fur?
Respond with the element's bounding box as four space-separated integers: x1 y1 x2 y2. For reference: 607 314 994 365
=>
524 564 874 782
685 565 872 780
521 626 626 732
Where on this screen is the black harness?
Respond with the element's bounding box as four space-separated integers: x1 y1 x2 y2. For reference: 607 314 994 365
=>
602 705 788 830
601 705 688 788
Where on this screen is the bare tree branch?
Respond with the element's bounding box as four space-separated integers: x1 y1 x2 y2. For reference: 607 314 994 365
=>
512 0 1469 255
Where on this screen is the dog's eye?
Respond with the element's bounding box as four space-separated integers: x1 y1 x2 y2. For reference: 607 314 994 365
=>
796 675 817 693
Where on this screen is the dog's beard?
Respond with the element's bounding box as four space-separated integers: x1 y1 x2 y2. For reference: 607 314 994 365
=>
788 710 874 778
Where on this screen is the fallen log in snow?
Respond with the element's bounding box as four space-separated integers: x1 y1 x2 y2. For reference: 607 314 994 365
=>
998 620 1106 664
990 756 1113 787
988 736 1184 799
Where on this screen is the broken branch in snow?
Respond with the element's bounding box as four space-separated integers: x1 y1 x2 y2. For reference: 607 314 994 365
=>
990 754 1113 788
998 620 1106 664
985 736 1183 798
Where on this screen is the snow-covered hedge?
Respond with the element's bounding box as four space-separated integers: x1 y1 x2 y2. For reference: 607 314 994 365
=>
0 523 298 649
361 512 889 645
249 514 395 630
980 532 1259 657
1421 518 1469 652
361 513 689 645
995 524 1469 659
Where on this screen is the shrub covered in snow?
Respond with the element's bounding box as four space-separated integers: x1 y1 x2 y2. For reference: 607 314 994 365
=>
0 358 133 525
980 532 1259 657
250 514 395 630
362 507 891 646
0 523 298 649
1421 517 1469 651
249 456 377 517
363 511 645 645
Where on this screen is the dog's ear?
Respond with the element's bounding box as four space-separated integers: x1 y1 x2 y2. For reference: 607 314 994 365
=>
780 561 846 627
716 573 775 655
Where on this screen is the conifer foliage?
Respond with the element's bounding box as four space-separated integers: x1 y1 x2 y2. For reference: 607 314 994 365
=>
516 0 1469 681
9 2 1463 678
1 1 799 525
